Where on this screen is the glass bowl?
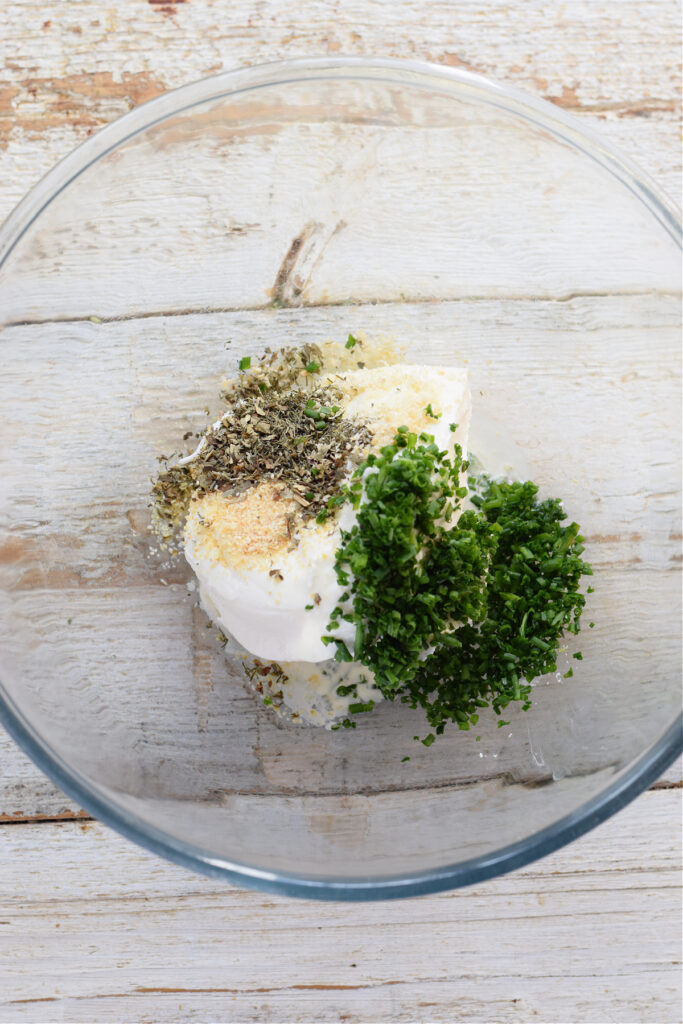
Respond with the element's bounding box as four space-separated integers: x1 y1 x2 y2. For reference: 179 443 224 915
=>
0 57 680 900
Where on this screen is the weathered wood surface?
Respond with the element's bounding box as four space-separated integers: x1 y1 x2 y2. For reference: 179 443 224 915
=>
0 0 681 223
0 2 681 1022
0 790 680 1023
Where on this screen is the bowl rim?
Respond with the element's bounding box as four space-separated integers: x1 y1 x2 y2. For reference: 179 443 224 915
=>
1 686 681 900
1 54 681 266
1 55 681 900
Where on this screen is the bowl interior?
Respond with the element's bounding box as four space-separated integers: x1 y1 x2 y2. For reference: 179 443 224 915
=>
0 62 680 890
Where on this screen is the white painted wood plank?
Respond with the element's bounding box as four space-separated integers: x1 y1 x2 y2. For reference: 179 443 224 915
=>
658 754 683 786
2 719 678 824
0 1 680 225
0 567 678 795
0 733 85 821
3 0 680 113
1 295 680 580
0 789 680 1022
2 100 679 322
0 2 680 320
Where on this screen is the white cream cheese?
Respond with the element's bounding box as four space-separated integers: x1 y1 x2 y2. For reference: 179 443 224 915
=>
184 364 472 666
264 660 382 726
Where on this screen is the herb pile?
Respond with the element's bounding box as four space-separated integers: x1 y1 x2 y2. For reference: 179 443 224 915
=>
324 428 593 741
151 343 371 538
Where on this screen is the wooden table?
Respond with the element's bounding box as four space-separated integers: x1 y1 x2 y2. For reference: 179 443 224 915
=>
1 3 681 1021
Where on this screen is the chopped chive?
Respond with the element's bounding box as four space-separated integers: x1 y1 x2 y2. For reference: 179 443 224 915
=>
336 683 357 697
348 701 374 714
333 640 353 663
321 435 592 746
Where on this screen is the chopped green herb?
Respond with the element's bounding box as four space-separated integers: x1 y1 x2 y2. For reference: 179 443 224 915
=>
573 651 583 660
348 701 374 714
563 668 574 678
336 683 358 697
346 334 358 349
326 433 593 739
401 756 411 762
239 356 251 371
305 604 314 611
333 640 353 663
305 360 321 373
425 403 441 420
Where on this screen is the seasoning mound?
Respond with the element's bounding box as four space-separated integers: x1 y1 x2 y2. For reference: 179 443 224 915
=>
151 341 374 543
185 483 301 572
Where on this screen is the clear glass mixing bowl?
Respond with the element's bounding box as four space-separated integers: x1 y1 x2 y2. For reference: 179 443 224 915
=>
0 57 680 899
